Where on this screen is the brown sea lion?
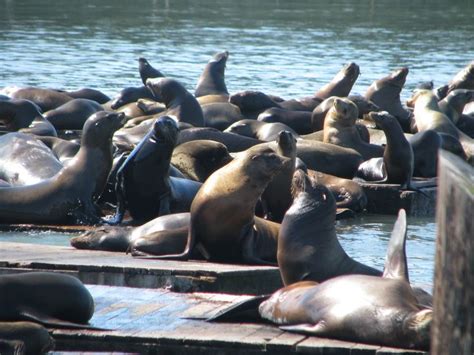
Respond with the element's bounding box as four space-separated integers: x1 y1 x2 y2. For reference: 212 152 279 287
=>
45 98 104 130
229 90 280 119
260 209 432 351
146 77 204 127
408 130 442 178
57 88 110 104
135 145 291 263
195 51 229 98
201 101 243 130
225 118 298 141
313 62 360 101
323 97 384 160
109 86 155 110
447 60 474 93
278 169 380 286
0 111 126 224
0 321 54 355
0 98 57 136
438 89 474 124
171 140 233 182
138 57 165 85
7 86 73 111
365 67 413 132
0 272 95 329
257 108 313 134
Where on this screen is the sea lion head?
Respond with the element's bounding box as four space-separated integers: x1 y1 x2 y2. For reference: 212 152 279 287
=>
388 67 409 89
276 130 297 158
402 308 432 350
146 78 186 106
331 97 358 126
151 115 180 146
82 111 126 146
209 50 229 71
244 146 291 180
369 111 399 130
342 62 360 83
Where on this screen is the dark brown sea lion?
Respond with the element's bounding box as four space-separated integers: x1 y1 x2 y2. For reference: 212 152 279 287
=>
323 97 384 160
257 108 313 134
57 88 110 104
7 86 73 111
408 130 442 178
45 98 104 130
201 102 243 131
0 98 57 136
229 90 280 119
313 62 360 101
0 111 126 224
0 132 63 185
136 145 291 263
365 67 413 132
109 86 155 110
260 209 432 351
146 77 204 127
171 140 233 182
278 169 380 286
307 169 367 212
109 116 201 224
138 57 165 85
195 51 229 98
225 118 298 141
447 60 474 93
0 272 95 329
71 212 190 252
0 321 54 355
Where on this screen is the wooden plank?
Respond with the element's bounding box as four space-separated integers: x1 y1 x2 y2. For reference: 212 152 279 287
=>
295 336 354 354
376 347 427 354
0 242 282 294
266 331 307 352
431 150 474 355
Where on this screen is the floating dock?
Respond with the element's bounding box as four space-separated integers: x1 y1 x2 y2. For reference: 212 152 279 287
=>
0 242 282 294
49 284 428 355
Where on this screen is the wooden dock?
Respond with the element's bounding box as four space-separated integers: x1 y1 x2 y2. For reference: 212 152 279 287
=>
49 284 428 355
0 242 282 294
359 179 437 217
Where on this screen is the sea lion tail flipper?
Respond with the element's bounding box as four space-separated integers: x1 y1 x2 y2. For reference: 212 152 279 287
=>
19 308 110 331
191 295 270 322
382 209 409 282
279 322 327 335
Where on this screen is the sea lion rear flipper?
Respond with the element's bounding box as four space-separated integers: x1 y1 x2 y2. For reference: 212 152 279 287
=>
280 322 327 335
19 308 109 331
382 209 409 282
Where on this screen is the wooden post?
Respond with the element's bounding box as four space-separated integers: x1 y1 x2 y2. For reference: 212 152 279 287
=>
431 150 474 354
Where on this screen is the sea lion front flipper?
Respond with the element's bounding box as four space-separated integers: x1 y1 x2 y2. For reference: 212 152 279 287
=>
19 308 109 331
280 321 328 335
382 209 409 282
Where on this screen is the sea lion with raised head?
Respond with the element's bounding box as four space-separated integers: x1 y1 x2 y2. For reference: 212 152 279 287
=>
195 51 229 98
0 111 126 224
109 86 155 110
438 89 474 124
313 62 360 101
138 57 165 85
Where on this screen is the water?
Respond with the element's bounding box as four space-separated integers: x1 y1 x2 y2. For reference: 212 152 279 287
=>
1 0 468 289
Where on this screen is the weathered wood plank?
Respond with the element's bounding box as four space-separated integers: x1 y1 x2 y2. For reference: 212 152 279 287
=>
0 242 282 294
431 150 474 355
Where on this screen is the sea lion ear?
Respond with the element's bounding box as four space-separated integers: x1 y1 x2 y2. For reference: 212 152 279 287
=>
382 209 409 282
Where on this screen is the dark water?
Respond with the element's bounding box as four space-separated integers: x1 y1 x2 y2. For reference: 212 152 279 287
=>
1 0 468 288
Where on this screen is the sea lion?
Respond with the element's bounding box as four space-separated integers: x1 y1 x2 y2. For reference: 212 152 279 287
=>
138 57 165 85
408 130 442 178
71 212 190 252
7 86 73 111
0 321 54 355
307 169 367 212
323 97 384 160
171 140 233 182
136 145 291 263
313 62 360 101
0 111 126 224
201 102 243 130
225 119 298 141
229 90 280 119
109 116 201 224
57 88 110 104
146 77 204 127
0 98 57 136
36 136 80 164
257 108 313 135
278 169 380 286
44 98 104 130
408 89 474 164
259 209 432 351
0 132 63 186
109 86 155 110
0 272 95 329
438 89 474 124
365 67 413 132
195 51 229 98
447 60 474 92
